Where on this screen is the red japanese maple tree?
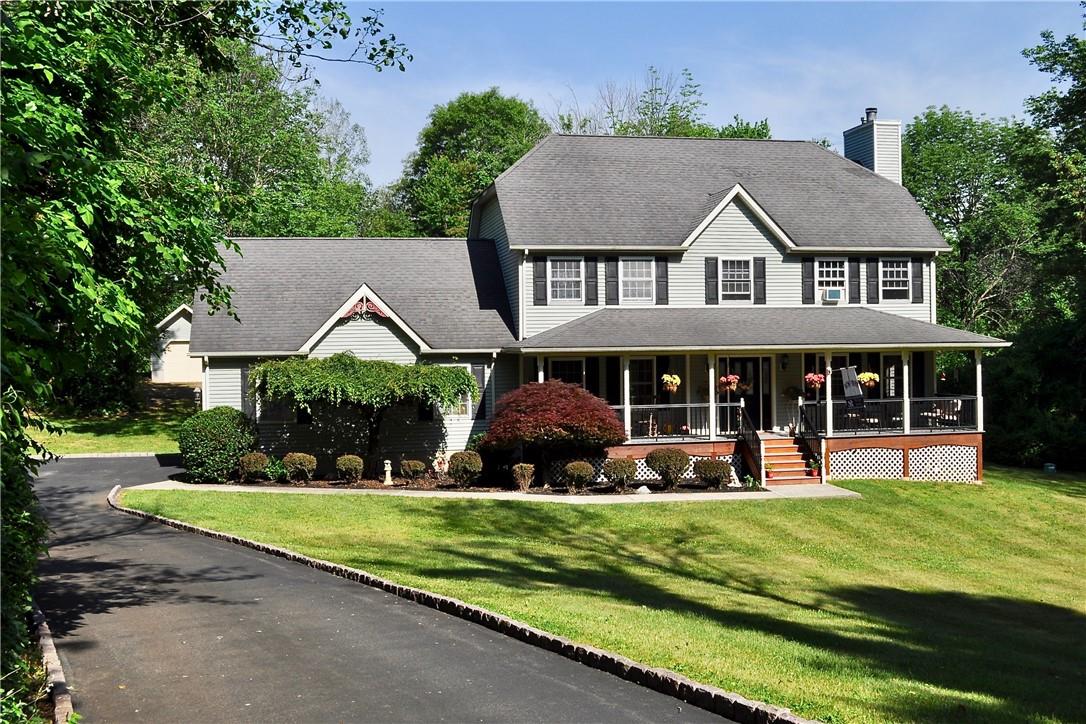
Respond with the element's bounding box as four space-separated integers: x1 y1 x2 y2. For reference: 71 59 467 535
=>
482 381 627 452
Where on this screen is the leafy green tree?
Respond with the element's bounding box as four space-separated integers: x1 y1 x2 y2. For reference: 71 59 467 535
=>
902 107 1051 335
0 0 407 710
402 89 551 236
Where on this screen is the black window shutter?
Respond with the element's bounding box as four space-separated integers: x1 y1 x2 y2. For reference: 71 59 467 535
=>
533 256 548 306
753 257 766 305
471 363 487 419
911 257 924 303
801 257 815 304
605 257 619 305
584 257 598 306
866 257 879 303
585 356 600 396
704 257 719 305
848 257 861 304
655 256 668 305
604 356 620 404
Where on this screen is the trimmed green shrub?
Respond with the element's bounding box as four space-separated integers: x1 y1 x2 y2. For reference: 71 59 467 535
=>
177 406 257 483
239 452 269 482
283 452 317 482
693 458 732 488
563 460 595 490
265 457 287 483
448 450 482 487
644 448 690 489
336 454 364 482
602 458 637 490
512 463 535 492
400 459 426 479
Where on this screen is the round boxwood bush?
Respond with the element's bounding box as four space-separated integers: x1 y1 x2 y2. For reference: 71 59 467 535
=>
693 458 732 488
602 458 637 490
177 406 257 483
238 452 269 483
512 463 535 492
400 459 426 480
644 448 690 489
563 460 595 490
448 450 482 487
283 452 317 482
336 454 364 482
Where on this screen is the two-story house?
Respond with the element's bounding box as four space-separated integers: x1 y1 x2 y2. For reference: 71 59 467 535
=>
192 108 1007 483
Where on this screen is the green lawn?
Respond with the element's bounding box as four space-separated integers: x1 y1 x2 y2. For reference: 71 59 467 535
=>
31 396 194 454
122 466 1086 723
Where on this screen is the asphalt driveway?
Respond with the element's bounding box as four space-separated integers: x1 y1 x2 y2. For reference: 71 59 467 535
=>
34 457 724 722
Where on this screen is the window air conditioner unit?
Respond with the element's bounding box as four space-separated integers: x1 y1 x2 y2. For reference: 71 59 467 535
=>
822 288 843 304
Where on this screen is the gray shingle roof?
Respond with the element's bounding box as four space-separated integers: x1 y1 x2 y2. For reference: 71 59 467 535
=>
489 135 948 250
190 238 516 354
512 307 1006 350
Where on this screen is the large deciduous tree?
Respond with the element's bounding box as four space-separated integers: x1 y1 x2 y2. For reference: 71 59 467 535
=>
1 0 408 709
401 88 551 236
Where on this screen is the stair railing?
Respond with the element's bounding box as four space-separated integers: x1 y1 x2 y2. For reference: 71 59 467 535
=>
796 396 822 474
737 399 763 484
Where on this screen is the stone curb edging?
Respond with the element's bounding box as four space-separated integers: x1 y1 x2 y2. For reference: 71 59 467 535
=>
108 485 817 724
33 604 74 723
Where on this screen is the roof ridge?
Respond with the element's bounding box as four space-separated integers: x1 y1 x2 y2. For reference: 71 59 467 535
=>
227 237 467 242
553 134 817 144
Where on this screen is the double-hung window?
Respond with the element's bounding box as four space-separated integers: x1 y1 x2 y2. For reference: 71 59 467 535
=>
719 258 752 301
620 257 654 303
816 259 847 292
880 259 911 300
548 257 583 303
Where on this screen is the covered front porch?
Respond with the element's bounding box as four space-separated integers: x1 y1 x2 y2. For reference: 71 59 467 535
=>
518 349 986 443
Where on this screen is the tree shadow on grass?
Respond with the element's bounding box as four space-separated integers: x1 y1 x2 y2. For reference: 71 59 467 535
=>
386 502 1086 723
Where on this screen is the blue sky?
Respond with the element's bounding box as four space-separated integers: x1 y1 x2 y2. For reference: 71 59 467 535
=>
312 2 1082 186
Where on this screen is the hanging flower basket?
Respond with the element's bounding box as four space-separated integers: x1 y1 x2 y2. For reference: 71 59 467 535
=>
804 372 825 390
718 374 740 394
661 373 681 395
857 372 880 389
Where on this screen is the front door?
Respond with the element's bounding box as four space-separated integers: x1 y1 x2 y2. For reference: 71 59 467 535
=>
720 356 772 430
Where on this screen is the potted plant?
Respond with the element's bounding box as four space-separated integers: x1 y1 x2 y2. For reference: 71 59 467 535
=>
804 372 825 391
806 457 821 477
718 374 740 393
661 373 681 395
857 372 880 389
764 462 774 479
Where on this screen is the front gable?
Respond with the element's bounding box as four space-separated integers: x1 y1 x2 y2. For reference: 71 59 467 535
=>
300 284 430 361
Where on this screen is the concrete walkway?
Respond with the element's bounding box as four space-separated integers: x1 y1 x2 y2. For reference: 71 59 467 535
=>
127 479 862 504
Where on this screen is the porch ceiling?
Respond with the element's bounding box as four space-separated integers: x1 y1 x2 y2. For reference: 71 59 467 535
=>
510 307 1008 352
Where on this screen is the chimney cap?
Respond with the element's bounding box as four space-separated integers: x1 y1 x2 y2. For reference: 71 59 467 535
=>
864 107 878 123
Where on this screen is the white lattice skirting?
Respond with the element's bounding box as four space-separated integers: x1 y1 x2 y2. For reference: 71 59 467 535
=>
909 445 978 482
829 447 904 480
550 453 744 484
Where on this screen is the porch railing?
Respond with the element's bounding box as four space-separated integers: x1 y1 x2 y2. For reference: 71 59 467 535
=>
800 395 979 435
629 404 709 440
909 396 978 431
716 402 741 437
832 399 905 434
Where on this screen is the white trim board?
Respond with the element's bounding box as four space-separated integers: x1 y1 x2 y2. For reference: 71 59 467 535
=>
155 303 192 330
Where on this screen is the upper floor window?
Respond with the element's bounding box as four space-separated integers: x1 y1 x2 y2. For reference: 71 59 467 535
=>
816 259 847 291
719 258 752 301
548 257 583 303
620 257 654 302
880 259 911 300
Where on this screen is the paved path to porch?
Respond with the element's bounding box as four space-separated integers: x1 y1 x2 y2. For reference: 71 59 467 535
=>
126 480 862 504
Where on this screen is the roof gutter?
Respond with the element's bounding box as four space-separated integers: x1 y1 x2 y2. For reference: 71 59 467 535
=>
507 341 1010 354
509 245 947 255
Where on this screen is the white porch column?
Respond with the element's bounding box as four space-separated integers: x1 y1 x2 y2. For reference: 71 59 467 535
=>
824 353 833 437
707 355 717 441
536 355 544 383
975 348 984 432
622 355 632 438
902 350 911 434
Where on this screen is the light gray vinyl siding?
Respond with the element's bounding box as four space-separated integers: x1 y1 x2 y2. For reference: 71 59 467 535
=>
490 352 519 409
205 359 247 411
671 200 798 306
873 121 903 185
523 260 605 337
478 197 521 339
843 122 875 173
310 316 419 362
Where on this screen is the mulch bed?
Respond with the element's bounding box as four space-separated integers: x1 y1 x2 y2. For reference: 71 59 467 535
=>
205 477 763 495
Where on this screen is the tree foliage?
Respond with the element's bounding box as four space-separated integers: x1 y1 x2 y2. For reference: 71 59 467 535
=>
482 381 627 452
399 88 550 236
0 0 408 707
